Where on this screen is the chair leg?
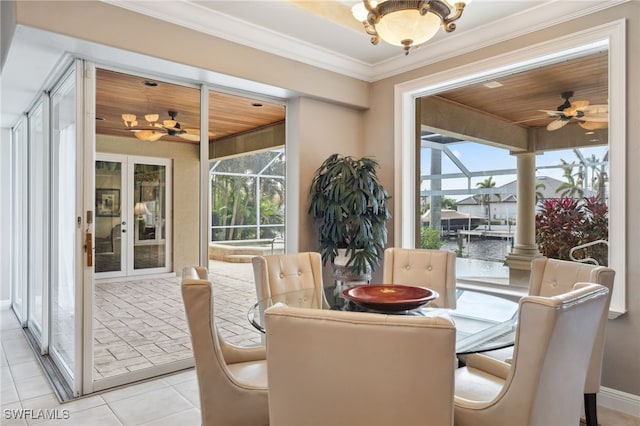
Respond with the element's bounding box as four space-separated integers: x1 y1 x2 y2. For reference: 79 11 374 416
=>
584 393 598 426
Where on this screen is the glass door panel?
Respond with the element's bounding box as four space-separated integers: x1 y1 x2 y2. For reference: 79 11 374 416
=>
28 100 49 343
95 156 171 277
10 119 28 324
95 158 126 275
50 67 79 387
131 159 171 274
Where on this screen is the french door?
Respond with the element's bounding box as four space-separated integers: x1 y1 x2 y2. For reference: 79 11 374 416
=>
95 154 172 277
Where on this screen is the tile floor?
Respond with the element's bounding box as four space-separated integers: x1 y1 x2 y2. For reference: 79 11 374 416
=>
93 261 262 379
2 261 639 425
2 309 202 425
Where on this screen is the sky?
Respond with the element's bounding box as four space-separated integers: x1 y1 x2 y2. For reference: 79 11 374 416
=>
420 140 609 200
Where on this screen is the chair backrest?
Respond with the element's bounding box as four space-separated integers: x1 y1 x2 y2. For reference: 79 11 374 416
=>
252 252 324 301
457 283 608 426
265 306 456 426
181 267 269 426
383 247 457 308
528 257 615 393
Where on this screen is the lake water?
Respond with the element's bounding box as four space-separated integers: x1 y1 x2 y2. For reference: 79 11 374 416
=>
440 237 512 280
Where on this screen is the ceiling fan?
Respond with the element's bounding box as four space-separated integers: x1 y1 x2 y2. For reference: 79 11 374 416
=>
122 110 201 142
540 91 608 131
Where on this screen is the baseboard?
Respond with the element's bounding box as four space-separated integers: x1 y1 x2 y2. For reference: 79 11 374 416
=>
599 386 640 418
0 299 10 308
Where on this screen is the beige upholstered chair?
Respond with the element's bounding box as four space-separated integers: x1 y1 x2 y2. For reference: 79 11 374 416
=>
516 257 614 426
181 266 269 426
454 283 609 426
265 306 457 426
252 252 324 301
383 247 457 308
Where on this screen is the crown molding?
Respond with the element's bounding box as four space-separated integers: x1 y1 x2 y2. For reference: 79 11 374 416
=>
101 0 376 81
102 0 629 83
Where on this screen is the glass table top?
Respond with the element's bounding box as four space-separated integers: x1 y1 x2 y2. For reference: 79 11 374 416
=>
248 284 519 355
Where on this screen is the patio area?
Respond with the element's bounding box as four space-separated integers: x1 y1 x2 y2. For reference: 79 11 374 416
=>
93 260 262 379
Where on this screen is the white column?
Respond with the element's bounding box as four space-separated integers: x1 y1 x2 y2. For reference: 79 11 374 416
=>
506 152 542 285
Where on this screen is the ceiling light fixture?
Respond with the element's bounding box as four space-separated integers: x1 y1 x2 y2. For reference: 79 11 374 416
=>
351 0 471 55
121 110 201 142
483 81 503 89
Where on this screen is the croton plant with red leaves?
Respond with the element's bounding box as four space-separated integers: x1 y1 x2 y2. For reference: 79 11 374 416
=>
535 196 608 266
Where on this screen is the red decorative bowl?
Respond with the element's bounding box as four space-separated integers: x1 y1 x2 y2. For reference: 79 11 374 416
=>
343 284 439 312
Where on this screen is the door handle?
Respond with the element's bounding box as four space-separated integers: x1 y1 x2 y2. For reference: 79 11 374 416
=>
86 232 93 267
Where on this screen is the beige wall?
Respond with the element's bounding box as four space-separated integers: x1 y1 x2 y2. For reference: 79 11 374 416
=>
291 97 369 283
97 135 200 274
366 2 640 396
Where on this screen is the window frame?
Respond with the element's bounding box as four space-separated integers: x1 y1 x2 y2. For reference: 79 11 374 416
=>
394 20 626 316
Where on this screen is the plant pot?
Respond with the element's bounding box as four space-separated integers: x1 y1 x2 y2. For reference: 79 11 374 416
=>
331 249 371 285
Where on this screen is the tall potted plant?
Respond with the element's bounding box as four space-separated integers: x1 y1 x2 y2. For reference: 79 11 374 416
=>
308 154 391 282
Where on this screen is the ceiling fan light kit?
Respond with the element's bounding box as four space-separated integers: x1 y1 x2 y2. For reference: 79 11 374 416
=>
144 113 159 123
121 110 200 142
351 0 471 55
541 91 609 132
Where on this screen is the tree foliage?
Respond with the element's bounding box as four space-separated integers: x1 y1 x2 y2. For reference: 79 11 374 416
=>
420 227 443 250
211 151 284 240
475 176 501 230
535 196 608 266
555 159 585 198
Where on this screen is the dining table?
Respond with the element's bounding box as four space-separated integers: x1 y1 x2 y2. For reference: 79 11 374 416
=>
248 284 519 355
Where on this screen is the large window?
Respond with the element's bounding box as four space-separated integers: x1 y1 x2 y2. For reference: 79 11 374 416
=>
396 23 625 314
419 137 609 284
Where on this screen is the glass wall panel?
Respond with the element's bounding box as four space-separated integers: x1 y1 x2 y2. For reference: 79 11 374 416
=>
11 119 28 323
50 69 78 379
28 100 48 339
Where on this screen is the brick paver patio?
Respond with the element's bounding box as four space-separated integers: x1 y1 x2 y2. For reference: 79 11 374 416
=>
93 260 262 379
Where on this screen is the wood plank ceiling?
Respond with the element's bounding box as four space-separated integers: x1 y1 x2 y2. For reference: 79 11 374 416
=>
434 51 608 130
95 51 607 145
95 69 286 144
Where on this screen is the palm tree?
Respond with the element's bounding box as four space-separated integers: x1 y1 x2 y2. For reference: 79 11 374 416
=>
589 151 609 201
475 176 500 230
535 181 546 203
556 160 584 199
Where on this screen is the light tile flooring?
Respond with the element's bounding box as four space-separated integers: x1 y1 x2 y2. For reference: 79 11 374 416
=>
2 261 639 425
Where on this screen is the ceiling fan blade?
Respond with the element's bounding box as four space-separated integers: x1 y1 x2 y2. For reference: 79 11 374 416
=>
576 113 608 122
547 119 568 131
511 116 548 124
178 133 201 142
579 121 608 130
184 128 216 137
583 104 609 114
539 109 563 116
